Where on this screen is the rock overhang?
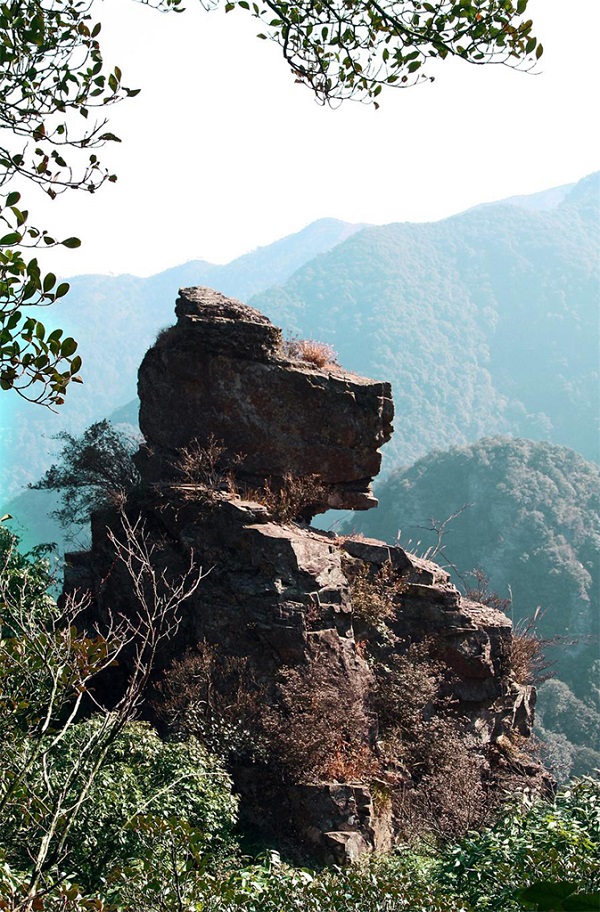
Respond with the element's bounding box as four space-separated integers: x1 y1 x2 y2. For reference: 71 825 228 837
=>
136 286 394 514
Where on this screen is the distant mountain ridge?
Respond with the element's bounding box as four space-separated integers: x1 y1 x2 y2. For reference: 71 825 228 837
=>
1 175 597 499
251 173 599 469
473 181 575 213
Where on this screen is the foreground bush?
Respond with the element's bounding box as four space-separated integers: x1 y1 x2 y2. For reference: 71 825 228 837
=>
441 776 600 911
115 777 600 912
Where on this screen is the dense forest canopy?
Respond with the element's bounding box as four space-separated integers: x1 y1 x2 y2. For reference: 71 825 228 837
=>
347 436 600 781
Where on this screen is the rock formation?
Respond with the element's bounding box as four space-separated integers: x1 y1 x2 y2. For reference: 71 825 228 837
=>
136 287 393 512
65 287 550 862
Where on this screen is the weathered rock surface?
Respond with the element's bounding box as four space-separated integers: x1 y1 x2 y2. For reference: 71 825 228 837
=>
65 288 550 862
136 287 394 512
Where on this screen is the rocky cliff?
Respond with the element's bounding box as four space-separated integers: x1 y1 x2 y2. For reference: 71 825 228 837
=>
65 288 550 861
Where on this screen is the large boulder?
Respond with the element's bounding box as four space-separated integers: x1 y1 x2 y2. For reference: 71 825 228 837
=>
136 287 394 512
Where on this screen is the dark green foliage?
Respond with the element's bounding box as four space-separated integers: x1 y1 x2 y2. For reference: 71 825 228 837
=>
349 436 600 780
0 192 83 406
30 420 140 534
0 0 147 405
231 0 541 104
441 777 600 911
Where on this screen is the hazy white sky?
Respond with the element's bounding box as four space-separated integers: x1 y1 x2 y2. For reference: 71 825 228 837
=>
31 0 600 277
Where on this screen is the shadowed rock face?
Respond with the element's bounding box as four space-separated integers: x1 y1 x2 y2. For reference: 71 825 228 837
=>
65 287 551 864
137 287 394 512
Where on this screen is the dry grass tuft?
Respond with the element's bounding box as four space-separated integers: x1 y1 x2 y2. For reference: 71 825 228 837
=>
281 336 339 369
511 614 553 685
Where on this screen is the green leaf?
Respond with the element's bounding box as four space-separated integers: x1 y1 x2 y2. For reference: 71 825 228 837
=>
563 893 600 911
0 232 22 246
61 237 81 249
6 191 20 206
43 272 56 293
60 337 78 357
518 881 579 910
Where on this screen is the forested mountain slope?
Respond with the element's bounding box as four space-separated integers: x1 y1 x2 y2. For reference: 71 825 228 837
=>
346 436 600 780
252 173 599 470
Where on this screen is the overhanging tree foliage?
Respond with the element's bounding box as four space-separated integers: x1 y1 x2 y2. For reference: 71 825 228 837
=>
0 0 177 406
30 419 141 530
1 0 541 406
239 0 543 103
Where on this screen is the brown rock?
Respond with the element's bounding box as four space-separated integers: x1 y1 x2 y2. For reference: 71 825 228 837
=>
136 287 393 513
64 288 550 862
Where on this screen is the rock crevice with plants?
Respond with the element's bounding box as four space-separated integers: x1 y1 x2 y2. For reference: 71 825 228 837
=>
66 287 551 861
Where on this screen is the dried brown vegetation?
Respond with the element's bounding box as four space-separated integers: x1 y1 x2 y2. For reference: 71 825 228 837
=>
510 614 554 685
259 658 377 784
370 641 497 839
281 336 339 369
465 571 552 686
170 434 241 494
465 568 512 614
154 642 264 762
344 557 406 630
245 473 328 523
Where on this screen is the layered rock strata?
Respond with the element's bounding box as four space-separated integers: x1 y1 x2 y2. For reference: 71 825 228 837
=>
66 288 549 861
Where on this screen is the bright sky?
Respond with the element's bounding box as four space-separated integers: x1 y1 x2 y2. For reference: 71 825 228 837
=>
31 0 600 278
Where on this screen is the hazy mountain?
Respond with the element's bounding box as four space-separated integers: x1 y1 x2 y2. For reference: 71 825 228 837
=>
0 219 364 496
475 181 574 213
252 173 599 471
345 436 600 780
3 173 597 506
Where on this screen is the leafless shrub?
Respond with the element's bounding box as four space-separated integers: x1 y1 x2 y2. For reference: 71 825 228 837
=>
103 512 208 717
261 659 377 784
169 434 241 501
245 472 328 523
344 558 406 630
393 724 492 840
372 640 442 737
153 642 264 762
281 336 339 369
369 639 498 840
465 568 512 613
